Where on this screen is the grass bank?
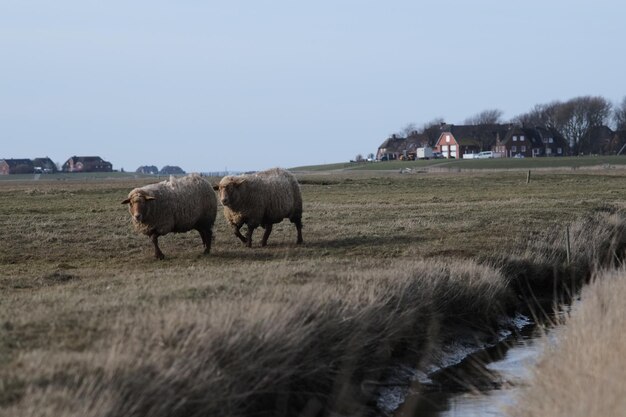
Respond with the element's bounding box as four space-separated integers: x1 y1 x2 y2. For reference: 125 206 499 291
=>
1 169 625 416
292 155 626 172
507 267 626 417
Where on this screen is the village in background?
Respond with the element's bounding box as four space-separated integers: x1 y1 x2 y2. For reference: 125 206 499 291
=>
373 122 625 162
2 123 624 176
367 96 626 163
3 97 626 175
0 156 186 176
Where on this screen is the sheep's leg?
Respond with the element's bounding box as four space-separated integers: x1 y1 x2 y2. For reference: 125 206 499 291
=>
261 224 273 247
245 226 256 248
198 226 212 254
150 233 165 260
293 216 304 244
204 228 213 254
233 224 247 244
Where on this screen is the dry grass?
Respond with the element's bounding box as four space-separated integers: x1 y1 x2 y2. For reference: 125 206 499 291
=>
1 169 625 416
2 260 512 417
507 268 626 417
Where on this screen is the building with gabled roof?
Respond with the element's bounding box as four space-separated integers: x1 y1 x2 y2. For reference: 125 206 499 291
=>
62 156 113 173
0 159 35 175
376 132 431 160
376 135 405 160
605 130 626 155
495 127 540 158
434 124 510 159
32 157 58 173
580 125 615 155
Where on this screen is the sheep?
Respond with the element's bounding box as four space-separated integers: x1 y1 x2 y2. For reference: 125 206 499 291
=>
213 168 303 248
122 173 217 259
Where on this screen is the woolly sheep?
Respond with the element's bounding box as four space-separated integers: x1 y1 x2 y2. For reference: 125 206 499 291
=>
213 168 303 247
122 173 217 259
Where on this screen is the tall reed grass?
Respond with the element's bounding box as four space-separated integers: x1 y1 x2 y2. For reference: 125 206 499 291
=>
4 261 512 417
507 267 626 417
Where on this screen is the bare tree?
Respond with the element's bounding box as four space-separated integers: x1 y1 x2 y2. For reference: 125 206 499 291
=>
614 97 626 131
464 109 503 125
399 123 417 138
420 117 445 145
558 96 612 153
512 101 562 128
515 96 612 154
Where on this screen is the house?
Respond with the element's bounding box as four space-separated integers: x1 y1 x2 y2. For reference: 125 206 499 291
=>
136 165 159 175
580 125 615 155
0 159 35 175
159 165 186 175
32 157 58 173
62 156 113 173
434 124 510 159
376 135 405 160
403 132 431 159
494 127 538 158
494 127 568 157
603 130 626 155
533 127 568 157
376 132 430 160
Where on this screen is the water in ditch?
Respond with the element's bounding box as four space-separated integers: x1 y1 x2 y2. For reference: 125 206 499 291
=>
380 309 567 417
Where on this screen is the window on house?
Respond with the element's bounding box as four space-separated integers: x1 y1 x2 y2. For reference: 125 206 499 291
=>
549 138 553 143
521 146 526 152
557 148 562 154
512 146 517 152
546 148 552 155
520 135 525 141
513 136 517 141
446 135 450 143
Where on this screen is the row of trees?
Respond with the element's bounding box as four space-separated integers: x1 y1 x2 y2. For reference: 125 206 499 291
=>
397 95 626 155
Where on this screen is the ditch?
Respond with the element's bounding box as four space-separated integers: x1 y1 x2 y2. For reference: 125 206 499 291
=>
378 307 569 417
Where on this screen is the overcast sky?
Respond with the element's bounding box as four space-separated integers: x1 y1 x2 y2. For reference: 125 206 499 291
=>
1 0 624 172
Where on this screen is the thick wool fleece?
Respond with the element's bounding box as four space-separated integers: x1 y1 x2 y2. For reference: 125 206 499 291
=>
128 174 217 236
220 168 303 229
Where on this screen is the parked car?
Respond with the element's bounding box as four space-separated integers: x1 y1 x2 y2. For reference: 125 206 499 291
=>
513 153 525 159
474 151 494 159
432 152 444 159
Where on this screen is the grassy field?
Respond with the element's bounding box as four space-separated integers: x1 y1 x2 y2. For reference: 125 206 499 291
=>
293 155 626 172
1 168 625 416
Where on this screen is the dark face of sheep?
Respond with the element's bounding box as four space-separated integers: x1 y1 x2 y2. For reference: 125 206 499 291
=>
121 193 156 223
214 178 245 208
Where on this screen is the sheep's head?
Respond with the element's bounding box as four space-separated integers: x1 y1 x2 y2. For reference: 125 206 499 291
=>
213 177 245 208
121 190 156 223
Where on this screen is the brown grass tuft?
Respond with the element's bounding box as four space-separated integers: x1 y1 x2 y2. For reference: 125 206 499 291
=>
507 268 626 417
2 260 512 417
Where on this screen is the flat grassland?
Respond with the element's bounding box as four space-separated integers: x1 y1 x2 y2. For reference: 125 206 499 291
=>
1 167 625 416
